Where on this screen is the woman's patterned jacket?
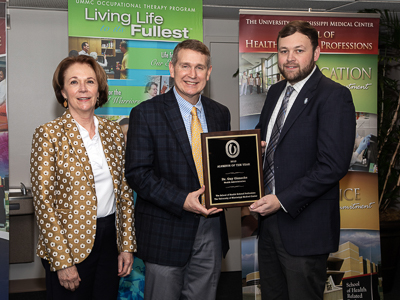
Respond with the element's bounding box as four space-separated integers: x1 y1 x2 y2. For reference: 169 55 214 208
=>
30 110 136 271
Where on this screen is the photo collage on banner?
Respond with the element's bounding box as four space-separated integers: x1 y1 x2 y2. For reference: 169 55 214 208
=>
239 10 382 300
67 1 203 299
0 0 8 298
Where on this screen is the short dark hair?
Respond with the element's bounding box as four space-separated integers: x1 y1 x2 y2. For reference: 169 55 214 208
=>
119 118 129 126
68 50 79 57
52 55 108 109
170 39 211 68
81 42 88 50
277 21 319 51
144 82 158 93
120 41 127 49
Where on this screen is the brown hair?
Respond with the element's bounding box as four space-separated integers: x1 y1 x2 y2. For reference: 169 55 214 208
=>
144 81 158 93
52 55 108 109
170 39 211 68
120 40 128 50
277 20 319 51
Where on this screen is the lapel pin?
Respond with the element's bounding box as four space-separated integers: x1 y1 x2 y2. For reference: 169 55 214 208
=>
304 98 308 104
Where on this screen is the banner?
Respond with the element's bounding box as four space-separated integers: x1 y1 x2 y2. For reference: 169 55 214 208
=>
68 1 203 299
68 0 202 116
239 10 381 300
0 0 8 297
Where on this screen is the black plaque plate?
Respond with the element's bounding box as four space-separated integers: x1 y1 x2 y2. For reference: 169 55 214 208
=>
201 129 264 209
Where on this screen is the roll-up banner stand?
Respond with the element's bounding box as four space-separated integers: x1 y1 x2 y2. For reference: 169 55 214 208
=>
68 1 204 299
0 0 9 297
239 10 382 300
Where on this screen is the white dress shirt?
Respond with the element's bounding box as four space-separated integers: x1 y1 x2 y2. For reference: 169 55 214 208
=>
75 117 115 218
264 66 317 196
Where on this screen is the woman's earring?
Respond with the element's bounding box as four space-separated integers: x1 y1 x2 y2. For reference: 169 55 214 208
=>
63 99 68 108
97 97 99 105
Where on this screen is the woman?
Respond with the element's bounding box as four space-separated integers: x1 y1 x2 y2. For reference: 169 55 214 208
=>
30 55 136 299
144 81 158 99
89 51 108 68
240 71 247 96
255 73 261 94
248 73 254 95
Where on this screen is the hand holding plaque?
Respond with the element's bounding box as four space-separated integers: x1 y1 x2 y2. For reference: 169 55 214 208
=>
201 129 264 208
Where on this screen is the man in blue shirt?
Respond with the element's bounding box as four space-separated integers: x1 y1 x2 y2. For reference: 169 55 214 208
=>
125 39 230 300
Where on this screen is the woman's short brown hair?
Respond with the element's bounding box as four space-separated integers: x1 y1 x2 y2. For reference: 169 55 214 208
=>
53 55 108 109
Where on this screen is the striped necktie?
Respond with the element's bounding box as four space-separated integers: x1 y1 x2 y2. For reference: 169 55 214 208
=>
263 86 295 194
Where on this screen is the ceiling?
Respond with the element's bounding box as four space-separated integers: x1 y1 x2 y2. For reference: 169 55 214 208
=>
8 0 400 18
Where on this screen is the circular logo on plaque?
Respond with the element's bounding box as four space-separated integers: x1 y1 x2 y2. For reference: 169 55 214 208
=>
226 140 240 158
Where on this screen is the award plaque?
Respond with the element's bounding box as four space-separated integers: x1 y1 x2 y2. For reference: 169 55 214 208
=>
201 129 264 209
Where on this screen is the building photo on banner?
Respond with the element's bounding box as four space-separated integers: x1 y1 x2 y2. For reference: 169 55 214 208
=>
239 10 381 300
68 1 203 299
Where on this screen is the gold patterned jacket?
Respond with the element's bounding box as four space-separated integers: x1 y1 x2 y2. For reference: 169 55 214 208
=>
30 110 136 272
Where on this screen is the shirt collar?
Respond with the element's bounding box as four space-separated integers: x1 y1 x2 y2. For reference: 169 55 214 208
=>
74 116 99 141
173 86 204 117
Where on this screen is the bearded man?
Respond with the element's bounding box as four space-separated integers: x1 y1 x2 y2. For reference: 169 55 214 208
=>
250 20 356 300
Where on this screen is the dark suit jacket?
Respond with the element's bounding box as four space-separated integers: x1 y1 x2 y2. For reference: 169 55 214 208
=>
256 67 355 256
125 89 230 267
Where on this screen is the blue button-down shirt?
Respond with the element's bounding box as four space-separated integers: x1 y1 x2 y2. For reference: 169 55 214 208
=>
174 87 208 145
